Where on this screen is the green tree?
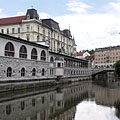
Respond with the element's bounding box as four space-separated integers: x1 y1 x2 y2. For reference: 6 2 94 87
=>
114 100 120 118
82 49 95 55
114 60 120 78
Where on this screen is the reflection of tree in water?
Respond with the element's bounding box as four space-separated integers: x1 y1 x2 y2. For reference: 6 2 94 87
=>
114 100 120 118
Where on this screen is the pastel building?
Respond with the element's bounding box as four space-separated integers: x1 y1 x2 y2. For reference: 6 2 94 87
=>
95 46 120 68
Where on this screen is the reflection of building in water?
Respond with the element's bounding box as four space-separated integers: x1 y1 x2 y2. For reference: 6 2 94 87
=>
92 84 120 106
0 82 91 120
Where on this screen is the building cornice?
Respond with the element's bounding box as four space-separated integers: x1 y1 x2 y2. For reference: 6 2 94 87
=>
0 33 49 49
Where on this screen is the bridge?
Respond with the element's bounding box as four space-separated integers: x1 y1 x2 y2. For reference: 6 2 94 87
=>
92 68 114 75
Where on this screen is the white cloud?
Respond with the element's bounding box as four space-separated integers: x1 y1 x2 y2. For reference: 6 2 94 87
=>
55 13 120 50
105 0 120 15
53 0 120 51
109 2 120 11
67 0 92 14
0 8 3 13
16 12 25 16
39 12 52 19
0 8 7 18
75 101 119 120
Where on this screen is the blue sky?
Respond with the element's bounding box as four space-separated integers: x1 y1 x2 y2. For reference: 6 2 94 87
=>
1 0 120 51
0 0 117 16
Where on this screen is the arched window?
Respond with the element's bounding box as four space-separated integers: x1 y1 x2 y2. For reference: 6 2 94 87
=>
5 42 14 57
50 57 54 62
32 98 36 107
6 104 11 115
41 50 46 61
32 68 36 76
21 101 25 110
7 67 12 77
37 35 39 41
21 67 25 77
19 45 27 58
27 14 30 19
31 48 37 60
42 68 45 76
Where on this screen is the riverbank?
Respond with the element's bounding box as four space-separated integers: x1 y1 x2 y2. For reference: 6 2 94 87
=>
0 76 92 92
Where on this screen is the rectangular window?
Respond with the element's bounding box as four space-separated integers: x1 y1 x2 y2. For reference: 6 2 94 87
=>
26 34 30 41
1 29 4 34
57 101 61 107
48 31 50 39
38 25 39 32
43 35 45 41
18 28 20 33
43 28 45 40
27 26 30 32
12 28 15 34
61 36 62 41
42 96 45 104
7 29 9 34
43 28 45 35
57 63 61 67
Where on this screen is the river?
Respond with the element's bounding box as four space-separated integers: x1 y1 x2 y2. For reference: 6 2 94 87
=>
0 81 120 120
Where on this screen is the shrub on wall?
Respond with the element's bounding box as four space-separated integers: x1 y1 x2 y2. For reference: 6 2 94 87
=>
114 60 120 79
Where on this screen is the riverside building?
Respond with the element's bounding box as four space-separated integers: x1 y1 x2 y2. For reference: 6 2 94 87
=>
95 46 120 68
0 8 77 57
0 33 91 81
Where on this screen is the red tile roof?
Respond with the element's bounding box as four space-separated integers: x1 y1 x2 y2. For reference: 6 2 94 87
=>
91 54 94 57
0 16 26 25
76 52 84 56
85 54 94 60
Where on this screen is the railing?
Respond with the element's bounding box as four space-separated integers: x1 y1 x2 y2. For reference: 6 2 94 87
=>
92 68 114 75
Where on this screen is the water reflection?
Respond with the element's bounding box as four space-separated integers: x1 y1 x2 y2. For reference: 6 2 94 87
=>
75 101 119 120
92 84 120 119
0 81 120 120
0 82 91 120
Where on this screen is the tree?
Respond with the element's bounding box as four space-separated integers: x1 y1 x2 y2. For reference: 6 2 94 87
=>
81 49 95 55
114 60 120 78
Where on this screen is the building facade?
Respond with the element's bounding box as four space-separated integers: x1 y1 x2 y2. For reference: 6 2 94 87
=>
95 46 120 68
0 8 77 57
0 33 91 81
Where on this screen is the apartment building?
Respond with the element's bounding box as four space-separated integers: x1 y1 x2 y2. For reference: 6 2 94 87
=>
95 46 120 68
0 8 77 56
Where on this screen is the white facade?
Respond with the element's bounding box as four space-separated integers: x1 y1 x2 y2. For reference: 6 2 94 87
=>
76 52 90 59
0 9 77 57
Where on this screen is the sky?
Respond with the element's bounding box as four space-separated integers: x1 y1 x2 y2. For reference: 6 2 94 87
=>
75 101 119 120
1 0 120 51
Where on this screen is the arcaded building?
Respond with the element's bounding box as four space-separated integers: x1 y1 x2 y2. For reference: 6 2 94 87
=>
95 46 120 68
0 8 77 57
0 33 90 81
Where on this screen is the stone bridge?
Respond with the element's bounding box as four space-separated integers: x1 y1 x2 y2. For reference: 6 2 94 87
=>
92 68 114 75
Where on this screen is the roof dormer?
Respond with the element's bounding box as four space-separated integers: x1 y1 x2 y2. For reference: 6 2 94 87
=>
26 8 39 20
